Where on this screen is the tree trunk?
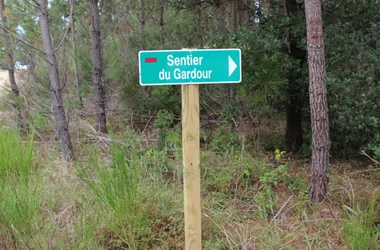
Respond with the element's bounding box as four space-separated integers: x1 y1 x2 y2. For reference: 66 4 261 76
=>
38 0 74 161
90 0 107 133
1 0 28 133
160 5 164 49
285 96 303 152
139 0 145 50
305 0 330 202
285 0 306 152
228 0 238 131
70 0 83 109
232 0 238 31
138 0 152 94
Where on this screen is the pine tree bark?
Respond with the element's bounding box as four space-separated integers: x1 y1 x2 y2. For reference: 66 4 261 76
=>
90 0 107 133
1 0 28 133
38 0 74 161
285 0 306 152
228 0 238 132
70 0 83 109
139 0 145 50
285 96 303 152
232 0 238 31
160 5 164 49
305 0 330 202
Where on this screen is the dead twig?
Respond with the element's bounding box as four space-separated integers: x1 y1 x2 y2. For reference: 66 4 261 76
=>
271 195 293 223
82 122 111 148
292 218 343 226
343 205 358 216
360 150 380 165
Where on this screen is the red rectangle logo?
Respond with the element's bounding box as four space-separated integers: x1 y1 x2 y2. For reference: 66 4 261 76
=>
145 57 157 63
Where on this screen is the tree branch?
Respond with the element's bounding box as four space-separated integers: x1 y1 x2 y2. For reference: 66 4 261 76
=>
0 24 46 55
23 0 40 9
15 37 46 55
360 150 380 165
54 23 70 52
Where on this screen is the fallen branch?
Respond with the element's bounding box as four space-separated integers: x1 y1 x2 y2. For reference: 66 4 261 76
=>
271 195 293 223
82 122 111 148
292 218 343 226
360 150 380 165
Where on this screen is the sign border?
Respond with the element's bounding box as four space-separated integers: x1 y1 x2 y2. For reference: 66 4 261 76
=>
138 48 242 86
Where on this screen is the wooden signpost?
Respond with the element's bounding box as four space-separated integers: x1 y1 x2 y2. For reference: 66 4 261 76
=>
182 84 201 249
139 48 241 249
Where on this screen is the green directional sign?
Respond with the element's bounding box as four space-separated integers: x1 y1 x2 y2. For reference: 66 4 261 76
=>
138 49 241 85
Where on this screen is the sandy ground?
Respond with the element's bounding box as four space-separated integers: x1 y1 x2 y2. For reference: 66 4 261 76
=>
0 70 10 96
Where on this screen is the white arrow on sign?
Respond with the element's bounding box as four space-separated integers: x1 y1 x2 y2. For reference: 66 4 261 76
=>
228 56 237 77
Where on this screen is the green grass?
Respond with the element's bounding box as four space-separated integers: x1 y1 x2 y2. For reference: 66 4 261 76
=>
79 142 151 249
0 126 44 249
0 124 379 249
342 189 380 250
0 126 34 180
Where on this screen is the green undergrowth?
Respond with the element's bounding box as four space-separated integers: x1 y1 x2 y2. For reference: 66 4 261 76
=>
342 189 380 250
0 126 44 249
0 125 379 249
0 126 34 179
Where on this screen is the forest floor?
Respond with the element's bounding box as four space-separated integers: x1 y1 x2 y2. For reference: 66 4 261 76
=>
0 86 379 249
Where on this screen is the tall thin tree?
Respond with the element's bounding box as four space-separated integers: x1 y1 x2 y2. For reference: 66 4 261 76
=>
70 0 83 109
305 0 330 202
160 5 164 49
90 0 107 133
38 0 74 160
139 0 145 50
0 0 28 132
285 0 306 152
